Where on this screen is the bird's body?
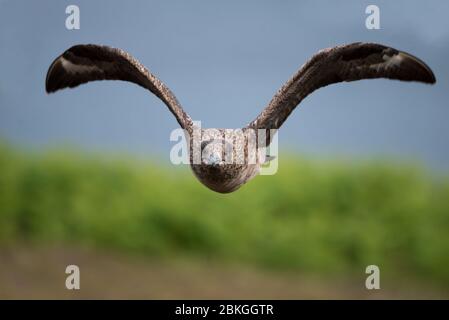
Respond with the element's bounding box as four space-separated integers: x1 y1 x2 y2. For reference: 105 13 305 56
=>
192 161 259 193
189 127 267 193
46 42 436 193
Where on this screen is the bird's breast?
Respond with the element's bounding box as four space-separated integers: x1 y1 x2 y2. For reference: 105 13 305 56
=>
190 163 260 193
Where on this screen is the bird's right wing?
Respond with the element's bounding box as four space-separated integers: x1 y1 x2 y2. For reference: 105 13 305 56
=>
46 44 193 132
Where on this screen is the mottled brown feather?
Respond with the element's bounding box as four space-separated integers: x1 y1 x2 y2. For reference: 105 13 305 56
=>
248 42 436 133
46 44 193 132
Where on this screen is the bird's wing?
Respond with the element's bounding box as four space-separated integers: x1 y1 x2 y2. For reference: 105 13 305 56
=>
248 42 436 131
46 44 193 132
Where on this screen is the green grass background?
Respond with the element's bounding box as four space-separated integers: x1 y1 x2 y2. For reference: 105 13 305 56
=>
1 143 448 288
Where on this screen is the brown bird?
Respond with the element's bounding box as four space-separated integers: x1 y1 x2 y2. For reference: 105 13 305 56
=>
46 42 436 193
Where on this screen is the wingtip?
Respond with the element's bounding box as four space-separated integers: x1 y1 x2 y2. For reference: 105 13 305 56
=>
45 86 55 94
421 66 436 85
427 69 437 84
420 66 436 85
45 76 58 94
398 51 436 85
45 77 53 94
45 62 56 94
420 60 436 84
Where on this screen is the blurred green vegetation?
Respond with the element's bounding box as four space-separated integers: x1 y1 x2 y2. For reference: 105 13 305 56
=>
1 143 449 287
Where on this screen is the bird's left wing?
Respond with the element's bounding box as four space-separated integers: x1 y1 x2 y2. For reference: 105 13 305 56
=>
248 42 436 132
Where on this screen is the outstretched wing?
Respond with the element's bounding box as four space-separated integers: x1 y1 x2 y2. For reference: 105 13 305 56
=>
248 42 436 131
46 44 193 131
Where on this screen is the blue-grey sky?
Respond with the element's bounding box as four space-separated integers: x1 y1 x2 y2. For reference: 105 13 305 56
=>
0 0 448 169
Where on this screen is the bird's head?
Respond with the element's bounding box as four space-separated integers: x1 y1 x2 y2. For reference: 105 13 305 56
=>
200 139 229 167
